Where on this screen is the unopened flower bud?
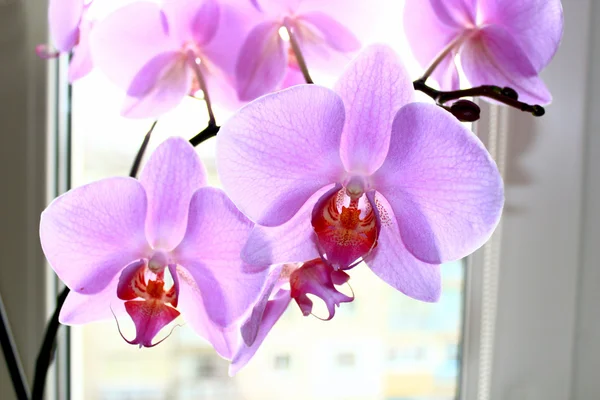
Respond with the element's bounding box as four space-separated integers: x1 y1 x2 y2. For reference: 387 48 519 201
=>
449 100 481 122
531 105 545 117
501 87 519 100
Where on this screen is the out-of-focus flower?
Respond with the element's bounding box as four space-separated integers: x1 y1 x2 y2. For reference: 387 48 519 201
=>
38 0 94 82
217 45 504 302
404 0 563 104
235 0 361 101
91 0 255 118
227 258 353 375
40 137 268 357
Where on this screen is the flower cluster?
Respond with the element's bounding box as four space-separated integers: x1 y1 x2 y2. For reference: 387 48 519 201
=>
38 0 562 376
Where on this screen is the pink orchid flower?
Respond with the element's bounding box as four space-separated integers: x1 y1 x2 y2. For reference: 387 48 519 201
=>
39 0 94 82
404 0 563 104
90 0 253 118
217 45 504 302
236 0 361 101
227 258 353 375
40 137 268 356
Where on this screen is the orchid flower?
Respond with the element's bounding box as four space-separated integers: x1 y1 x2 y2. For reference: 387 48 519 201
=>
217 45 504 302
90 0 254 118
39 0 94 82
227 258 353 375
404 0 563 105
236 0 361 101
40 137 268 357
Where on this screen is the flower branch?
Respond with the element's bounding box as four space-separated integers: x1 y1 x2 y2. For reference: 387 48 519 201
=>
413 79 545 120
31 287 69 400
189 123 221 147
0 292 30 400
283 18 313 85
187 52 216 126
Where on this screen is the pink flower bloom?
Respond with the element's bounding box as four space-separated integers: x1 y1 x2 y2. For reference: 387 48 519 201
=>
40 137 268 356
404 0 563 104
40 0 94 82
227 258 353 375
217 45 504 302
235 0 361 101
90 0 253 118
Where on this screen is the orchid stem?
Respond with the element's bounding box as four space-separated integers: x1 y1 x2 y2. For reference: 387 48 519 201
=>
0 292 30 400
419 30 471 82
284 19 313 84
187 51 216 126
129 120 157 177
189 123 220 147
31 287 69 400
413 79 545 117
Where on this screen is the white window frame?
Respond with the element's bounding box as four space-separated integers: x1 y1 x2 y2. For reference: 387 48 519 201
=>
461 0 600 399
1 0 599 399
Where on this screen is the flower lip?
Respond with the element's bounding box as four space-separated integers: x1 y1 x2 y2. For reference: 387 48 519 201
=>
311 184 379 270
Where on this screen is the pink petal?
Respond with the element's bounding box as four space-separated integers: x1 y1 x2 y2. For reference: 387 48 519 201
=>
364 192 441 302
250 0 261 11
176 268 237 358
199 2 262 110
241 186 333 266
202 2 261 79
428 0 477 27
403 0 461 90
296 12 360 53
478 0 563 72
335 45 414 175
251 0 302 16
162 0 220 45
40 177 149 294
217 84 346 226
240 265 285 345
433 53 460 91
372 103 504 264
280 64 306 89
121 52 191 118
462 25 552 104
235 20 287 101
90 2 176 90
229 289 291 375
48 0 84 52
68 20 94 83
173 187 269 328
122 300 180 347
58 262 143 324
139 137 207 251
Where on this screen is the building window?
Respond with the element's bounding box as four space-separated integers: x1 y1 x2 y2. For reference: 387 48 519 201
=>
273 354 291 370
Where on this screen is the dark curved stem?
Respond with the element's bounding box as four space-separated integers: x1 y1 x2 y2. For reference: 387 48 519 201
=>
31 287 69 400
413 79 545 117
129 120 157 177
0 292 30 400
189 123 220 147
